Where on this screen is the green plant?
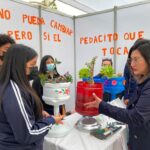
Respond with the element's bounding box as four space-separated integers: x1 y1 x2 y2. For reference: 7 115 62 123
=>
39 57 73 85
79 56 97 83
100 65 115 78
39 73 48 86
54 58 61 65
64 72 73 83
85 56 97 79
79 68 90 79
39 72 73 85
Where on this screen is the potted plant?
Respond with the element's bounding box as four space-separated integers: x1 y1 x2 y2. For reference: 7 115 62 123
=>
76 56 103 116
99 65 125 100
39 58 73 115
79 56 98 83
39 58 73 137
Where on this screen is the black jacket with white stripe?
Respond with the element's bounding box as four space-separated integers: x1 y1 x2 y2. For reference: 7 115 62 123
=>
0 81 55 150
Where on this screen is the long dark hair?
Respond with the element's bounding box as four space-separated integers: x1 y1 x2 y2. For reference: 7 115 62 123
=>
39 55 60 78
127 39 150 82
0 44 43 119
128 39 150 67
0 34 15 46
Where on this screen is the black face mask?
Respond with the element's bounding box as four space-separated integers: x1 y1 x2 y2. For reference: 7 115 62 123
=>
28 66 39 81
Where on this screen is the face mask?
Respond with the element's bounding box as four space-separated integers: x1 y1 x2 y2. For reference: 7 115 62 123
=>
28 66 38 81
46 63 55 71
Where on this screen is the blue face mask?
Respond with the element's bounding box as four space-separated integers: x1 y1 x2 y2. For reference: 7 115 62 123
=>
46 63 55 71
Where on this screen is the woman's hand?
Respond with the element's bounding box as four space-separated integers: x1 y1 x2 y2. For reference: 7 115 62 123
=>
84 93 102 109
124 99 129 105
53 114 64 124
42 110 50 118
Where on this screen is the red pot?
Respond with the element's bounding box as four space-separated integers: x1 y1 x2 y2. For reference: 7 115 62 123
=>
75 81 103 116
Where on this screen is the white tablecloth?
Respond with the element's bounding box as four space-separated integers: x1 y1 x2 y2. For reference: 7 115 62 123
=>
44 113 128 150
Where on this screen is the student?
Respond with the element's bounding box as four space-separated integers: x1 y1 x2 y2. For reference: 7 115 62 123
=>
0 34 15 67
0 44 62 150
101 58 113 66
94 58 113 78
32 55 61 115
85 39 150 150
94 58 113 102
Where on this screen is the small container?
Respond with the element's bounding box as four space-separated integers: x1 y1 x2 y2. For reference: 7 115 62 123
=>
75 81 103 116
104 77 125 100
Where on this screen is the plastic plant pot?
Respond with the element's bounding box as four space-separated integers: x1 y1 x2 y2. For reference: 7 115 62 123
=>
75 81 103 116
104 77 125 100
